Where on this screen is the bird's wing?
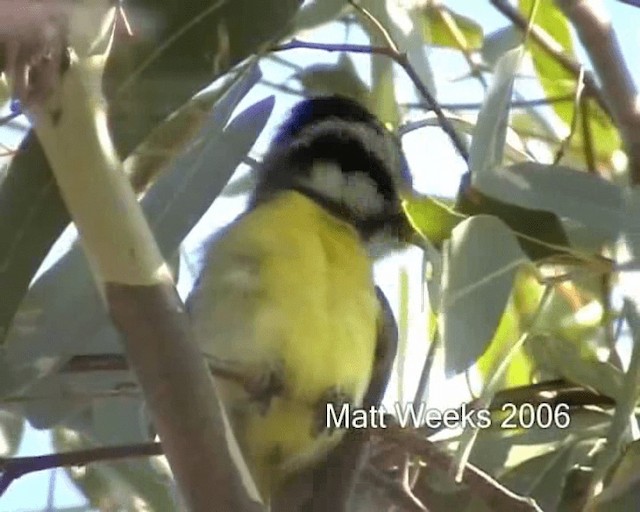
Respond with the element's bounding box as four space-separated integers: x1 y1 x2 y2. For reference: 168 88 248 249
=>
363 286 399 409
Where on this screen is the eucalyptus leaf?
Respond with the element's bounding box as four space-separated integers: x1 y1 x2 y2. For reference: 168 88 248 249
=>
481 26 522 68
0 0 301 348
293 0 346 32
517 0 620 166
532 336 623 403
295 55 370 106
403 194 463 246
499 441 575 512
421 4 483 50
591 440 640 511
0 409 24 457
362 0 400 129
518 0 576 126
399 3 437 96
473 161 624 251
469 46 523 176
440 215 529 375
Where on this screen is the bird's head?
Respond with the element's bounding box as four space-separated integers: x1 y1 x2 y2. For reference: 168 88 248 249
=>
251 95 415 245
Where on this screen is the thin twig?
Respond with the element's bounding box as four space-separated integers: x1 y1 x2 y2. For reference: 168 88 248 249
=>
435 5 487 89
349 0 468 160
581 99 597 173
0 442 163 496
384 428 543 512
363 466 427 512
59 353 278 400
260 79 304 97
0 111 21 126
413 328 440 405
1 388 141 405
274 39 469 163
403 94 576 111
554 66 586 164
555 0 640 183
348 0 399 53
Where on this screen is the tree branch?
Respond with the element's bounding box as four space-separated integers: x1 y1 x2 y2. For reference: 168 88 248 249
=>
490 0 612 119
555 0 640 182
0 442 163 496
384 428 544 512
403 94 576 111
3 4 260 511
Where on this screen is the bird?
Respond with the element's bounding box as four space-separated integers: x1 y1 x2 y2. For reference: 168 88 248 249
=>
186 95 414 504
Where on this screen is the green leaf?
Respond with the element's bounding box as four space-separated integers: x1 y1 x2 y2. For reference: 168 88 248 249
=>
531 335 623 403
591 440 640 511
0 0 301 346
362 0 400 129
470 46 523 176
572 100 622 168
421 4 483 50
517 0 621 166
296 55 370 107
467 408 611 476
518 0 575 128
499 442 575 512
0 74 9 105
476 294 532 389
0 409 24 457
482 26 522 67
472 161 624 252
108 0 300 156
440 215 529 375
0 134 69 347
456 175 570 261
403 194 463 246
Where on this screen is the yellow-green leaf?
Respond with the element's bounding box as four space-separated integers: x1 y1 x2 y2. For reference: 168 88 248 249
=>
519 0 576 127
362 0 400 129
403 194 463 246
477 296 533 389
518 0 622 166
296 54 370 107
421 4 484 50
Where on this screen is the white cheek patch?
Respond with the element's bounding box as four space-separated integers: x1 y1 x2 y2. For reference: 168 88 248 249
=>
302 161 386 217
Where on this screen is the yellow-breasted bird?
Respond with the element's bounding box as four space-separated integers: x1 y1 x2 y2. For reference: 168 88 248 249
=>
187 95 414 503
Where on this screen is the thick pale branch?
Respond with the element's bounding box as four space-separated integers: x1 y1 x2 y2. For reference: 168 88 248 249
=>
555 0 640 183
5 8 260 511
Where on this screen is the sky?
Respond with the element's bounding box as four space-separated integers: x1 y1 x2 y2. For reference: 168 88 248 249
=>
1 1 639 510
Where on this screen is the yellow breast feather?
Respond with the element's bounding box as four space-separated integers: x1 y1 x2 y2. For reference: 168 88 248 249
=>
189 191 379 498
